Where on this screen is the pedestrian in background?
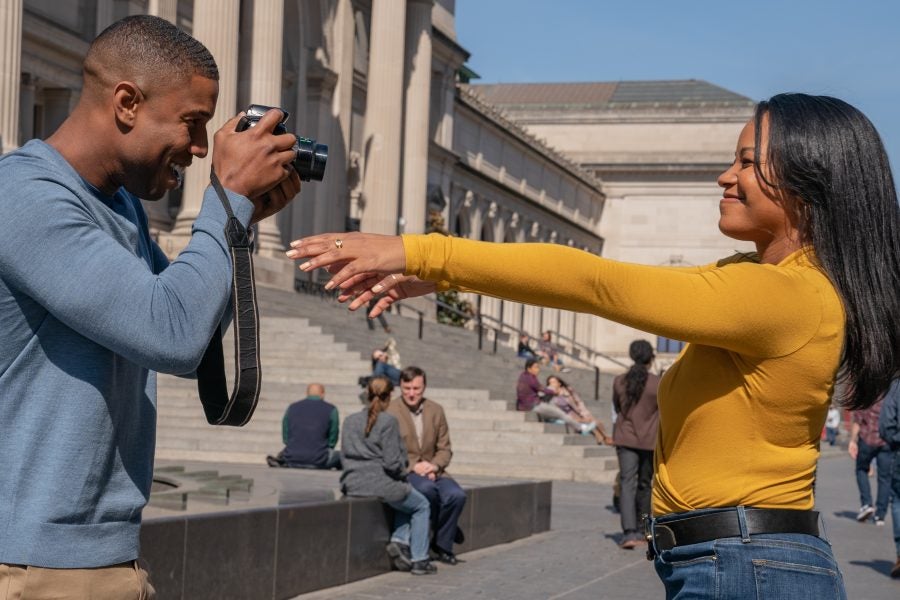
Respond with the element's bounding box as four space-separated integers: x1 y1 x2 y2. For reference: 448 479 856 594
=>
825 405 841 446
612 340 660 549
877 378 900 578
848 396 891 525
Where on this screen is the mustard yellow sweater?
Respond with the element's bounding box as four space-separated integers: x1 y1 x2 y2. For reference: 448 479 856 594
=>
402 234 845 515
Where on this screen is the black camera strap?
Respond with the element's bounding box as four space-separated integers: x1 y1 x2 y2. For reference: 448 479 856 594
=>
194 169 261 426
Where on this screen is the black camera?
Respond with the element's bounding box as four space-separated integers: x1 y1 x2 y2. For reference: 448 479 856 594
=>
236 104 328 182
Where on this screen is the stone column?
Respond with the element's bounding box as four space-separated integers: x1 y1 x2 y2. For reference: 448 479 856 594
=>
143 0 179 237
359 0 407 234
95 0 115 34
18 72 33 144
245 0 286 257
148 0 178 24
400 0 433 234
0 0 22 154
164 0 239 256
43 88 75 137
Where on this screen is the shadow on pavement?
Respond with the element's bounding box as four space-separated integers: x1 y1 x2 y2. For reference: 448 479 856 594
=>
848 559 897 577
833 510 861 520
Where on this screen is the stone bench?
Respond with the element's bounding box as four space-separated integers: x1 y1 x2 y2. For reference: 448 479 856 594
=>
141 461 551 599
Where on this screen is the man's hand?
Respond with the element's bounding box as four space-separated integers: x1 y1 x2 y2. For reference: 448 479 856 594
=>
212 109 299 204
249 169 301 224
848 439 858 459
413 461 437 477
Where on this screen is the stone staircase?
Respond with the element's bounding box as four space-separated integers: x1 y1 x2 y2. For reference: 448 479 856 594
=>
256 285 619 407
155 292 620 483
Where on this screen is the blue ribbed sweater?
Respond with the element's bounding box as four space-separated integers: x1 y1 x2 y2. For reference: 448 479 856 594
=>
0 140 253 567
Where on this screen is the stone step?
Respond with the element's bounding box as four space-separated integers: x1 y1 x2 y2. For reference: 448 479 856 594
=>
450 461 617 484
451 450 618 470
449 429 596 446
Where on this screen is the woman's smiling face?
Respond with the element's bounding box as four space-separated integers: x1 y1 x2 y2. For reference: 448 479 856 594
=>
716 116 800 260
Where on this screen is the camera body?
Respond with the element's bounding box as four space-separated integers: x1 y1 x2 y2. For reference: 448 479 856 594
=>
236 104 328 182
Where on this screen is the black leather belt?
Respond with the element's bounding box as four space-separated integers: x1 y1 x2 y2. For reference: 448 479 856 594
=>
645 507 820 560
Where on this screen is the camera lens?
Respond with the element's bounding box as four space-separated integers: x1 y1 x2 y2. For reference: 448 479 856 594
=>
294 137 328 182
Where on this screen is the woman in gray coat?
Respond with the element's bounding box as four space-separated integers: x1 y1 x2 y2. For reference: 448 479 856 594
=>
341 376 436 575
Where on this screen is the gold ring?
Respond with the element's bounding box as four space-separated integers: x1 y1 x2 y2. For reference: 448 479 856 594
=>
334 239 343 249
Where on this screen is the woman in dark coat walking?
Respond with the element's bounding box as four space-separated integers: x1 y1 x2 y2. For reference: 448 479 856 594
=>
613 340 660 549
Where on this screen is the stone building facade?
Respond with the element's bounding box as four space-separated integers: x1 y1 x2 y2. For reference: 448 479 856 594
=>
0 0 754 361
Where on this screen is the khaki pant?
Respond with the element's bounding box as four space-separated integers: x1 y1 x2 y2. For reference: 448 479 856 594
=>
0 561 155 600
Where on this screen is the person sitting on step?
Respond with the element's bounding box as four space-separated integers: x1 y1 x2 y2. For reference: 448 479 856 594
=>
388 366 468 565
267 383 341 470
340 377 437 575
546 375 613 445
516 359 596 435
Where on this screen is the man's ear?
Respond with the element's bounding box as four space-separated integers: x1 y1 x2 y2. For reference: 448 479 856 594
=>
112 81 143 128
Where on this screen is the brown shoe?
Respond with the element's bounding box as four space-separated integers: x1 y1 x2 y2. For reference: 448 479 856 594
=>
891 556 900 579
619 538 638 550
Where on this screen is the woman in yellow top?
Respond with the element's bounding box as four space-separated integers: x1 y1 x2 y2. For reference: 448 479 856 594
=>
288 94 900 599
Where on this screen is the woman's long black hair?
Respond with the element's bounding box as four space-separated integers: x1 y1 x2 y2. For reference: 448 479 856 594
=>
755 93 900 410
620 340 654 416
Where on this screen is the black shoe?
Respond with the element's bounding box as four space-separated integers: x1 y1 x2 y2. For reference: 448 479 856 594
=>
435 550 458 565
410 560 437 575
454 526 466 545
385 542 412 572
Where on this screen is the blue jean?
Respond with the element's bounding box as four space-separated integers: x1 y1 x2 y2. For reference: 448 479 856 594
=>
855 439 893 519
891 449 900 555
408 473 467 553
652 508 847 599
387 487 431 562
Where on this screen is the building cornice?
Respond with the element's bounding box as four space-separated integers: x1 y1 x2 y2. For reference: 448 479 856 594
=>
457 86 604 194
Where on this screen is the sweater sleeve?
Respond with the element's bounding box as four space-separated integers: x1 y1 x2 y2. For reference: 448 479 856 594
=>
431 405 452 472
380 416 408 479
402 234 825 358
0 180 253 374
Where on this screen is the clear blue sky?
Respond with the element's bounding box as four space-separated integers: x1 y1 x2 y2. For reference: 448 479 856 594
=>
456 0 900 176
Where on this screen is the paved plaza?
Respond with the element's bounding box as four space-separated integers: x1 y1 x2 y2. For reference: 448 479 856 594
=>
293 453 899 599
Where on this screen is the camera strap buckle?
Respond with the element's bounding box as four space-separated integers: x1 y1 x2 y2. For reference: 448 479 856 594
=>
194 169 261 426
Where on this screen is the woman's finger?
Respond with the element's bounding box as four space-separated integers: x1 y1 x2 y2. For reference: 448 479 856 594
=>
345 274 406 310
370 273 407 294
367 295 396 318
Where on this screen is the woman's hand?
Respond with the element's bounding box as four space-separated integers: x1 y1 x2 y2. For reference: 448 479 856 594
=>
286 232 407 291
339 275 438 317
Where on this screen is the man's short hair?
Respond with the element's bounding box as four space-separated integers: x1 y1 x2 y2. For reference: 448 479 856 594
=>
84 15 218 91
400 366 427 386
525 359 539 370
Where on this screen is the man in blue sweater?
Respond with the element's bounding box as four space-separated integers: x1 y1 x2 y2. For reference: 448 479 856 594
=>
0 15 300 596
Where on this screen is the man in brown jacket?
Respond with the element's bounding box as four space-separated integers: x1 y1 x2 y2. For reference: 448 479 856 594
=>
388 366 467 565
